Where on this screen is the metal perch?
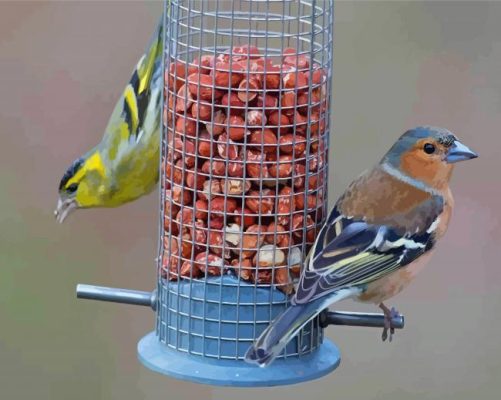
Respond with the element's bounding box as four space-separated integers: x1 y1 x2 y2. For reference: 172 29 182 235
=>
76 284 404 330
76 284 157 310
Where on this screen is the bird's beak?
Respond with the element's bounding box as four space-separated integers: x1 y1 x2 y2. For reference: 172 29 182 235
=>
54 197 78 223
445 140 478 163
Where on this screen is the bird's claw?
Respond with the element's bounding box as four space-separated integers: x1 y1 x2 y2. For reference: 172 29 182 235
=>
380 305 400 342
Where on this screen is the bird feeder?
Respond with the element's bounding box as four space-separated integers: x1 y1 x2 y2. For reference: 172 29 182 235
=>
77 0 404 387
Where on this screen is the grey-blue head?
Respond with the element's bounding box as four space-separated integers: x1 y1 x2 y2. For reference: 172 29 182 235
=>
381 126 478 190
383 126 477 166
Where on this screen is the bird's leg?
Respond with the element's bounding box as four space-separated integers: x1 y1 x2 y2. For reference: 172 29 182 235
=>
379 303 400 342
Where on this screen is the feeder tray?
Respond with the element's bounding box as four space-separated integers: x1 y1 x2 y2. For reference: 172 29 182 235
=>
77 282 403 386
76 0 405 387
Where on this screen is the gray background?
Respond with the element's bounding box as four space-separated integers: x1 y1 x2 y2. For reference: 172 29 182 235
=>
0 1 500 399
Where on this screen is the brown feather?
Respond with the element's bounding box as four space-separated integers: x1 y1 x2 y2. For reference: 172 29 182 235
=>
337 167 438 234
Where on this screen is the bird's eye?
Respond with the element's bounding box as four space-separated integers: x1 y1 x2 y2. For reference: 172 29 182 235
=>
67 183 78 193
423 143 436 154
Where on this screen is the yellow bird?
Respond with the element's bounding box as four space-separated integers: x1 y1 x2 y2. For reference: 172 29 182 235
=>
55 20 163 223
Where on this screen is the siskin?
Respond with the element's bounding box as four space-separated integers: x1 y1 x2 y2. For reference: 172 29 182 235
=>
55 20 163 223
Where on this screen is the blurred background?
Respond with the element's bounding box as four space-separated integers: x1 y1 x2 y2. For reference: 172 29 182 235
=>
0 1 500 399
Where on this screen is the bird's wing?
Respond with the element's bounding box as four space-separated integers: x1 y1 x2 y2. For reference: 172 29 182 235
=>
294 195 444 304
101 18 164 166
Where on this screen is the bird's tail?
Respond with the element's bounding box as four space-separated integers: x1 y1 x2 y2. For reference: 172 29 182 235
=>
244 289 354 367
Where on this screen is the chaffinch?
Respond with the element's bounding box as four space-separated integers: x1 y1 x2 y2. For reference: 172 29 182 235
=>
245 126 478 367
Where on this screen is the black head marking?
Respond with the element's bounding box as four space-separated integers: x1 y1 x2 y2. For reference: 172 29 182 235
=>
383 126 457 167
59 157 84 191
437 134 457 148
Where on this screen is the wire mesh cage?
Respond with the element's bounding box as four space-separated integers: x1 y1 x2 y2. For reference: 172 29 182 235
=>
155 0 333 384
75 0 404 387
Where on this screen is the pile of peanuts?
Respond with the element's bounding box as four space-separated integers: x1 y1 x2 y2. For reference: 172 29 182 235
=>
161 45 328 294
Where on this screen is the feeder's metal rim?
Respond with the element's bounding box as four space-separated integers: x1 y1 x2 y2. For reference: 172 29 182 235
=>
171 45 326 58
173 9 326 22
137 331 340 387
172 25 326 38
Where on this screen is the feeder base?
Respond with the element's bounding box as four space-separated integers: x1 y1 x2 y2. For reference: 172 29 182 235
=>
138 331 340 387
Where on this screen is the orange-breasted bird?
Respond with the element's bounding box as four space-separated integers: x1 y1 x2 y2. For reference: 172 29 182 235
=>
245 126 478 367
